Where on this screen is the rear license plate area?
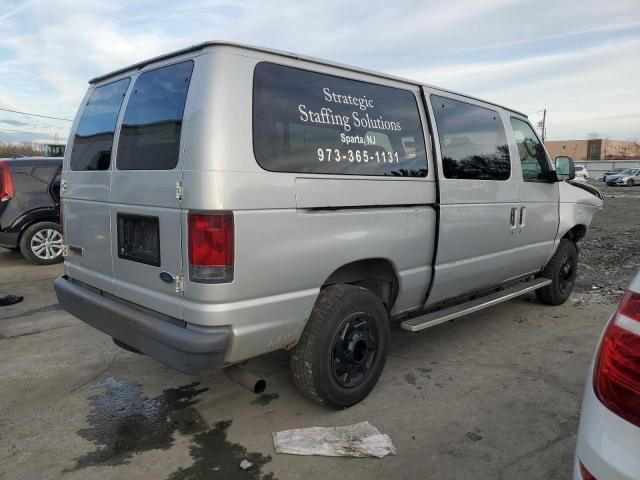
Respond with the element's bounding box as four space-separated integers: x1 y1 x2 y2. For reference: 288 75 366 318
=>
117 213 161 267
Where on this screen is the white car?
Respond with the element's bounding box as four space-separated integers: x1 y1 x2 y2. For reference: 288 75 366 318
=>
574 272 640 480
575 164 589 179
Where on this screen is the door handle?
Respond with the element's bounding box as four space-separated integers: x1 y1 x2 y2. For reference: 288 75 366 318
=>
510 207 517 229
519 207 526 227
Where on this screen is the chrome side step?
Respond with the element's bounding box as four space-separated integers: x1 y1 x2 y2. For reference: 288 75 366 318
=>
400 278 551 332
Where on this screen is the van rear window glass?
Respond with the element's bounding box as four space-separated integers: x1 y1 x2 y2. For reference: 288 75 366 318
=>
431 96 510 180
253 62 428 177
70 78 130 171
116 61 193 170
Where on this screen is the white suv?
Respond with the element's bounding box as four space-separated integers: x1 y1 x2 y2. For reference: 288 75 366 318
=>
574 272 640 480
575 164 589 179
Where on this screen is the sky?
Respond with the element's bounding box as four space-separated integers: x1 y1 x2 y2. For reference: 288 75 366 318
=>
0 0 639 144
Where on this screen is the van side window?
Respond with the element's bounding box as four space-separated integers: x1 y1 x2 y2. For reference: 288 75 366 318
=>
253 62 428 177
431 96 510 180
70 78 130 171
116 61 193 170
510 117 550 182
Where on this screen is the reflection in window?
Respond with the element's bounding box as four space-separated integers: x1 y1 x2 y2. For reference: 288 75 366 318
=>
70 78 130 171
431 96 510 180
253 62 428 177
510 117 549 182
117 61 193 170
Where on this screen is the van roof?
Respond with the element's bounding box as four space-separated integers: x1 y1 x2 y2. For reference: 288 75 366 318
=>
89 41 528 118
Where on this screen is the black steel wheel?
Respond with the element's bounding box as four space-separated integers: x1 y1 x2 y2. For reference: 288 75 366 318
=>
290 284 388 408
331 312 378 388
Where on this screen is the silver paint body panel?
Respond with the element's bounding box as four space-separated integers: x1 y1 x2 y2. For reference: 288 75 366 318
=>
61 43 600 365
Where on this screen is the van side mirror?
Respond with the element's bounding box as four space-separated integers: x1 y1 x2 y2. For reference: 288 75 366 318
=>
554 156 575 181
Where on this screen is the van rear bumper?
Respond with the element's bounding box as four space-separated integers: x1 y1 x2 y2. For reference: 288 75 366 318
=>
54 276 227 374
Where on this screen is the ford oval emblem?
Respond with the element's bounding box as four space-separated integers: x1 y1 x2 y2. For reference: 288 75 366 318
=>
159 271 175 284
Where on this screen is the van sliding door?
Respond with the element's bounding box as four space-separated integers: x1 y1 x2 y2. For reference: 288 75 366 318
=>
424 90 522 305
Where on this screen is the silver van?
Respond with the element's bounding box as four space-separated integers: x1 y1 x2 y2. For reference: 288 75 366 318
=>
55 42 602 408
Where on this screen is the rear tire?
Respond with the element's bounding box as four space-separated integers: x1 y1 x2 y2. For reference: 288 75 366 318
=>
19 222 64 265
536 239 578 306
290 284 389 409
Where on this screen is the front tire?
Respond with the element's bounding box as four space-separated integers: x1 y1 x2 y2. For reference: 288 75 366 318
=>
628 179 634 187
19 222 64 265
290 284 389 409
536 239 578 306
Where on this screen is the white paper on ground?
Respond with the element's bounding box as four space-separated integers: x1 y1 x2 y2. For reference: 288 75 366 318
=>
272 421 396 458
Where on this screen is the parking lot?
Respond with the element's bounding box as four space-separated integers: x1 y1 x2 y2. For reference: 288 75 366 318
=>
0 182 637 480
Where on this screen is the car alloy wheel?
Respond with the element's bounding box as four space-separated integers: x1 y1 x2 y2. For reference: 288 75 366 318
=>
30 228 63 260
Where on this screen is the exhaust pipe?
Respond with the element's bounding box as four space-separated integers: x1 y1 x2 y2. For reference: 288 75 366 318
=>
224 365 266 394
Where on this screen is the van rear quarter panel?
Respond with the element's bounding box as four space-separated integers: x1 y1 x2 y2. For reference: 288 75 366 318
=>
180 49 436 361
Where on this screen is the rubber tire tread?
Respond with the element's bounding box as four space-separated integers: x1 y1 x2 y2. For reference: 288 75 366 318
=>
290 284 388 408
536 238 577 306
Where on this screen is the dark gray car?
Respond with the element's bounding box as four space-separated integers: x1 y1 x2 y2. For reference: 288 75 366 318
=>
0 157 63 264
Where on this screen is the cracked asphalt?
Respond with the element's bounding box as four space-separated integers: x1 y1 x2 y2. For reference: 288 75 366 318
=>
0 187 635 479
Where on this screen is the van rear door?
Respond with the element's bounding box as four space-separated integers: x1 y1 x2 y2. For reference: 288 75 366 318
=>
63 78 130 294
109 60 194 320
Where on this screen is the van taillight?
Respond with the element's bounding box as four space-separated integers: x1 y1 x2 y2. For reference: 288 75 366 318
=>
594 290 640 428
0 161 15 202
188 212 234 283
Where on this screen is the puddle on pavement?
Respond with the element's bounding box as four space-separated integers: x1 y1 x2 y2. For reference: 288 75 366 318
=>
72 377 274 479
72 378 209 468
168 420 274 480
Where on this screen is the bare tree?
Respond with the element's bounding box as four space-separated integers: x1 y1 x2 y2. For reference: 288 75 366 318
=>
0 142 45 157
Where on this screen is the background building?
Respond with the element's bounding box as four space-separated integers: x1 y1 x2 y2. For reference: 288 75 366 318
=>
545 139 640 160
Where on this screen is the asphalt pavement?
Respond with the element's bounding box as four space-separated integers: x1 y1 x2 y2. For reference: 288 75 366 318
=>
1 185 635 479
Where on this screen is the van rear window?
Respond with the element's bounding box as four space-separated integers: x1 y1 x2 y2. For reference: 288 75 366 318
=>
116 61 193 170
70 78 130 171
253 63 428 177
